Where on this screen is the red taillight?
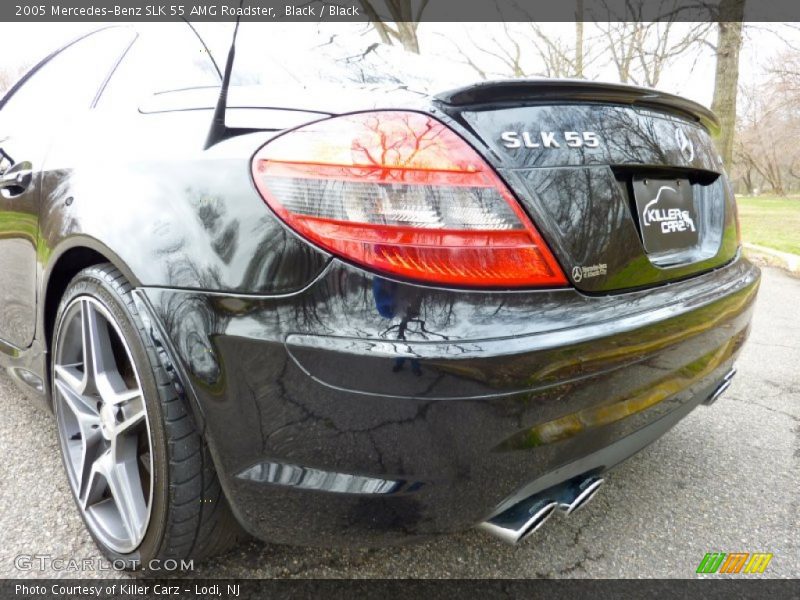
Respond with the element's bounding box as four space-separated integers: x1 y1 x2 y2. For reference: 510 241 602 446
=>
251 111 567 288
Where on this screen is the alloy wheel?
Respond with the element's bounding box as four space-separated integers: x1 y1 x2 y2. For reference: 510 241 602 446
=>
53 296 153 554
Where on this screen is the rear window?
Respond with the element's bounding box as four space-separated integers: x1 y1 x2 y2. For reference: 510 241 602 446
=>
194 23 477 94
1 27 134 128
96 24 220 110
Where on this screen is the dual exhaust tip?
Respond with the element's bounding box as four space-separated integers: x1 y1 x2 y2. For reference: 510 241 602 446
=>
703 368 737 406
479 369 736 546
478 477 604 545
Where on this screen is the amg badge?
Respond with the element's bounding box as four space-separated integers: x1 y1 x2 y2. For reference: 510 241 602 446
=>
500 131 600 149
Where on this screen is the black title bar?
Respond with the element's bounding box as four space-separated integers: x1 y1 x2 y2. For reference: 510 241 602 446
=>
4 579 800 600
4 0 800 22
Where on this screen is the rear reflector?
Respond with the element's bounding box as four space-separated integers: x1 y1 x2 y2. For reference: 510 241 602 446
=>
251 111 567 287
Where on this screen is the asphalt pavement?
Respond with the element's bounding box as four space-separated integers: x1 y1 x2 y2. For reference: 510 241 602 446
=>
1 266 797 579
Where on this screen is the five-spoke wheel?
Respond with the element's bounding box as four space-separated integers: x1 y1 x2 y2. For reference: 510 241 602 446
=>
54 296 153 554
52 264 241 568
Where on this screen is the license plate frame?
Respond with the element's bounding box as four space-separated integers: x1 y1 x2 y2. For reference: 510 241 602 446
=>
633 177 699 254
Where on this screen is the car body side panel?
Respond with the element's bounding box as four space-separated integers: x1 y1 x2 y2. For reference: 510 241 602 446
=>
0 108 332 403
136 255 759 545
0 132 44 349
37 111 331 296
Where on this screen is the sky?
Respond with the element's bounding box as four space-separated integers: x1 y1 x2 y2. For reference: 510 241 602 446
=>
0 21 797 108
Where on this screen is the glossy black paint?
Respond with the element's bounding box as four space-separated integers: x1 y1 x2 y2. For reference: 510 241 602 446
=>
137 256 758 545
0 119 43 349
436 78 721 132
0 26 761 547
449 104 739 292
39 113 330 294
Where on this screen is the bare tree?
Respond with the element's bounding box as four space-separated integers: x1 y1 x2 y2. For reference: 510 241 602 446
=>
444 21 603 81
575 0 585 77
710 0 746 172
769 42 800 93
636 21 712 87
435 0 598 81
593 0 712 88
359 0 429 54
449 0 708 85
735 71 800 196
595 21 638 83
732 145 757 195
772 50 800 184
528 23 588 78
441 25 538 80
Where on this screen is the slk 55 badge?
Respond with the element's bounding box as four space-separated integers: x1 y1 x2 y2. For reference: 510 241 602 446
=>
500 131 600 149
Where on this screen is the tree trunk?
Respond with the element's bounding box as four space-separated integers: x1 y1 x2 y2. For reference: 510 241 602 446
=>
710 0 746 172
360 1 422 54
360 1 392 44
742 169 754 195
395 21 420 54
575 0 584 77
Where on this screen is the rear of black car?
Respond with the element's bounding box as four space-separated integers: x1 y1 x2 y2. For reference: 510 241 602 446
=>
441 80 741 293
138 80 759 547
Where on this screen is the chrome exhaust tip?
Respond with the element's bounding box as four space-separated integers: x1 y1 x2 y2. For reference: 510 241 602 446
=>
478 499 559 545
518 501 559 542
478 475 606 544
703 368 737 406
557 477 604 515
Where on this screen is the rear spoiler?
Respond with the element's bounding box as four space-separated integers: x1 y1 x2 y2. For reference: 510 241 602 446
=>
435 79 720 134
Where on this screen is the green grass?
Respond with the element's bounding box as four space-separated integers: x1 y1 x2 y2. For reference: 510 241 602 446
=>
736 195 800 256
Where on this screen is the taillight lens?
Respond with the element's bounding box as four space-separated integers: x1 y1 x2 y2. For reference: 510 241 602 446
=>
251 111 566 288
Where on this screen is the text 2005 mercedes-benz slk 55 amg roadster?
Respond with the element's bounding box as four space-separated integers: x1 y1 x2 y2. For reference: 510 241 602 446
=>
0 23 759 567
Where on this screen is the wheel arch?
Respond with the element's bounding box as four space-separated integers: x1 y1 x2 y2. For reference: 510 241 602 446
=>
41 237 140 365
40 238 208 436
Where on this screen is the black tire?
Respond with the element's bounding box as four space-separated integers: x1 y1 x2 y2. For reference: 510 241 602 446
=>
51 263 243 570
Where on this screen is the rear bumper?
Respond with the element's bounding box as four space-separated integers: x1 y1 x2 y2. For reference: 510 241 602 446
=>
136 255 760 546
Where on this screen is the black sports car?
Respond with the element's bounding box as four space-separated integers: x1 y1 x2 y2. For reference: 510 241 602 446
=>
0 23 759 567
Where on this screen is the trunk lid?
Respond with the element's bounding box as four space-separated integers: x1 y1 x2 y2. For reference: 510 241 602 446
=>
436 80 740 293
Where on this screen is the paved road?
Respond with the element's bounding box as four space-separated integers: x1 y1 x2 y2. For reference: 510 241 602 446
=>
1 267 797 579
